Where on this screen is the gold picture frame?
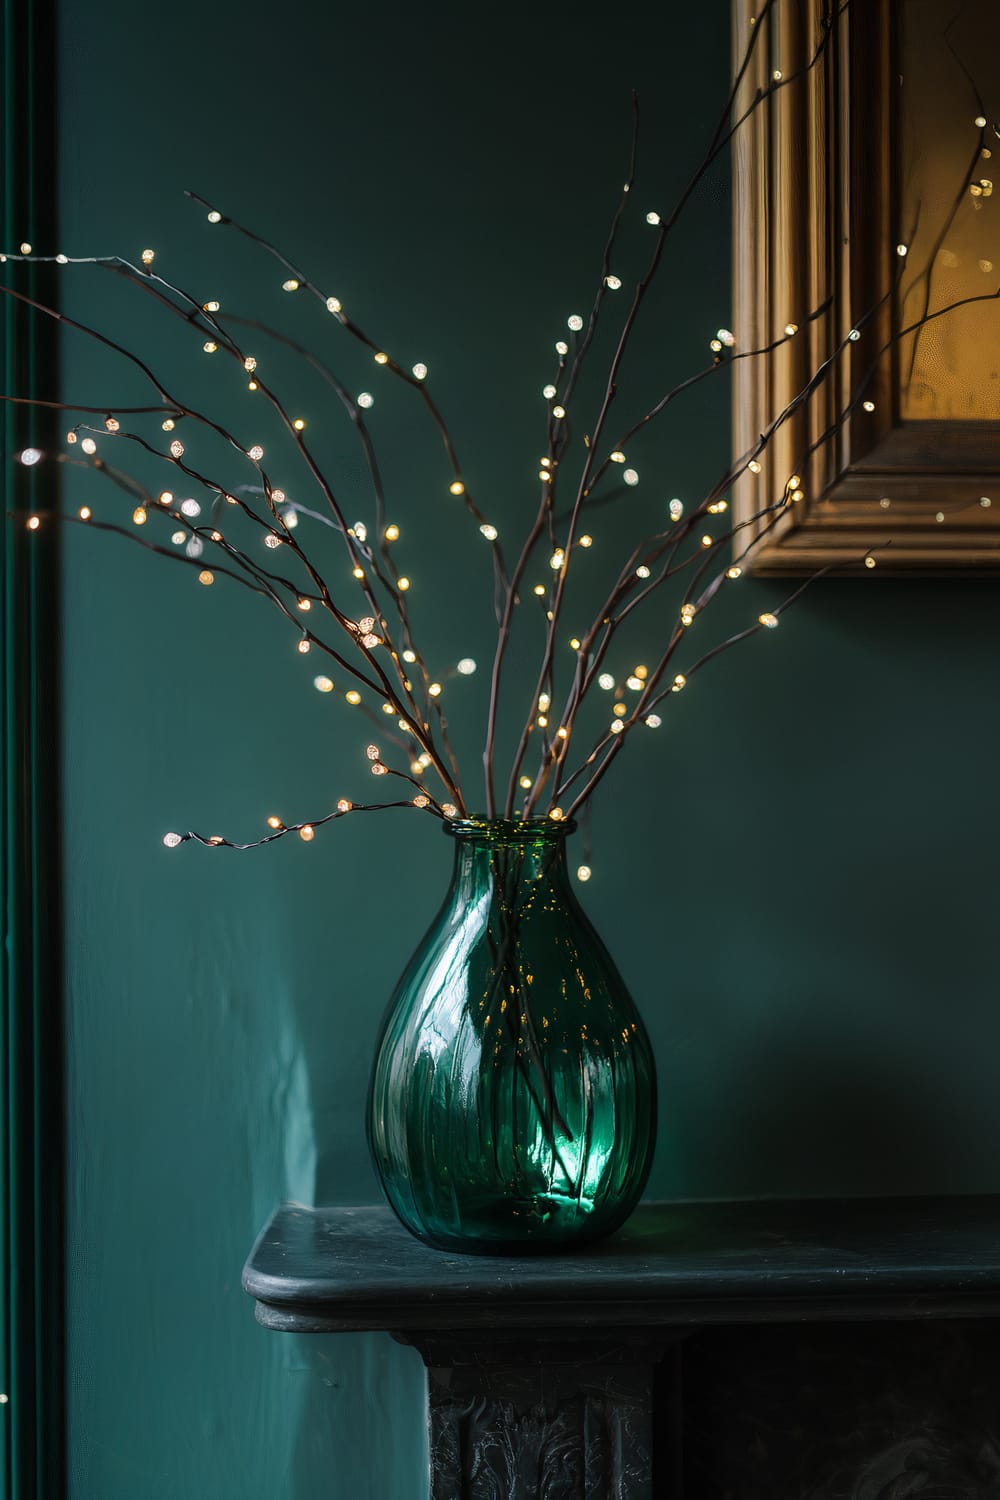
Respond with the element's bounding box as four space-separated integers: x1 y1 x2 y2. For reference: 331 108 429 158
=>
732 0 1000 573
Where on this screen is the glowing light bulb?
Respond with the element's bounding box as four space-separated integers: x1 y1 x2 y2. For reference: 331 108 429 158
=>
550 549 565 570
598 673 615 691
263 534 282 549
520 776 532 789
578 534 592 547
936 511 946 523
449 480 465 495
862 400 875 412
646 211 661 225
78 506 91 521
384 523 399 541
180 499 201 518
758 612 779 628
297 640 310 654
457 658 476 675
327 296 342 313
397 576 410 591
605 274 622 290
207 210 222 223
645 714 662 728
163 832 183 848
543 383 557 399
203 300 220 312
428 682 442 697
981 496 992 508
352 567 364 579
726 566 742 579
614 702 626 715
552 405 566 418
133 507 147 526
555 340 568 355
442 803 458 819
412 362 427 379
718 328 735 347
635 565 651 579
672 674 687 691
26 515 40 531
141 249 155 265
896 243 908 257
626 675 642 691
609 720 624 734
669 498 684 521
479 523 498 540
198 570 214 586
299 825 315 841
19 447 42 466
169 439 185 459
538 469 551 482
567 314 584 331
248 445 264 461
293 418 306 431
402 649 417 663
267 816 282 829
569 637 581 651
748 460 761 474
548 807 564 821
357 392 374 409
203 341 218 354
865 556 877 569
337 799 352 813
533 584 546 596
345 690 361 705
610 450 626 464
314 675 334 692
848 328 861 341
282 278 300 292
537 714 549 728
413 794 430 808
710 339 723 352
784 322 798 336
576 865 592 881
975 114 987 128
624 469 639 486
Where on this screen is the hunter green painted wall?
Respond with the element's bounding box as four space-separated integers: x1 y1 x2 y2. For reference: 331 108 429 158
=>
55 1 1000 1495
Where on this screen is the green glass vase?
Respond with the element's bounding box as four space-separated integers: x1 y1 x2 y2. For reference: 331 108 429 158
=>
367 817 656 1254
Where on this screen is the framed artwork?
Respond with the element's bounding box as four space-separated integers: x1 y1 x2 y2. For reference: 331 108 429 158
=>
732 0 1000 572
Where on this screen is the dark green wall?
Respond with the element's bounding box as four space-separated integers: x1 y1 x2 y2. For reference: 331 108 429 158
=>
55 1 1000 1494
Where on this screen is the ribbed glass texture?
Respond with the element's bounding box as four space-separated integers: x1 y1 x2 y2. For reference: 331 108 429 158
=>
368 818 656 1253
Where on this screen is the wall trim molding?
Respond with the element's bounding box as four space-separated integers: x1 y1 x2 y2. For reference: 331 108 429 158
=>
1 0 65 1494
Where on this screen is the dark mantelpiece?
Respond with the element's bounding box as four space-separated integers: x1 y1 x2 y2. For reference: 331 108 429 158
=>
244 1198 1000 1498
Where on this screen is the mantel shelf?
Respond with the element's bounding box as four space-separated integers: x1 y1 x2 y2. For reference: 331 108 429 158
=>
244 1194 1000 1335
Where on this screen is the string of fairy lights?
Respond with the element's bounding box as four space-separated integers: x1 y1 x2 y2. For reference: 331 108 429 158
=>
4 1 997 883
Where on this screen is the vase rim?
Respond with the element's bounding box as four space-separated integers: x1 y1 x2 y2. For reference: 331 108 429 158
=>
444 814 577 843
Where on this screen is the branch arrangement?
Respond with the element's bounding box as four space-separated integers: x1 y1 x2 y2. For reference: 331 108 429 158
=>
3 0 996 877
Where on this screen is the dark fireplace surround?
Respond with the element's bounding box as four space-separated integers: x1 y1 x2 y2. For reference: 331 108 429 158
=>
244 1197 1000 1498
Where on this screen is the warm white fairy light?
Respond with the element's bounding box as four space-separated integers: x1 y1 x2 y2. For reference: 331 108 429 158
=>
784 322 798 337
533 584 546 597
710 338 723 353
299 825 315 841
457 658 476 675
313 675 334 692
384 524 400 541
381 702 395 716
543 383 557 399
644 714 661 728
327 296 342 314
862 400 875 412
449 480 465 496
132 507 147 526
519 776 532 789
186 537 204 559
18 447 42 466
266 816 283 830
759 612 779 628
552 405 566 419
568 637 581 651
578 534 593 548
297 640 311 655
548 807 565 821
141 248 155 265
402 649 417 663
635 565 650 579
669 498 684 521
282 278 300 292
479 523 498 540
567 314 584 331
442 803 458 818
263 534 282 550
896 243 908 257
171 530 185 545
207 210 222 223
357 392 374 409
412 362 427 380
536 714 549 728
203 300 220 313
198 570 214 586
180 499 201 517
609 720 624 734
413 794 430 808
865 556 877 569
680 603 696 626
605 275 622 290
576 864 592 881
848 328 861 342
790 489 804 503
726 565 742 579
623 469 639 486
672 674 687 692
550 549 565 571
397 576 410 591
707 499 728 514
610 450 626 464
598 673 615 691
78 506 91 521
26 515 40 531
296 597 312 612
555 340 568 355
981 496 992 508
717 328 735 347
538 469 552 483
646 211 661 225
19 242 31 254
626 675 642 691
747 460 761 474
428 682 442 697
337 798 352 813
163 832 183 848
203 341 218 354
293 418 306 431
